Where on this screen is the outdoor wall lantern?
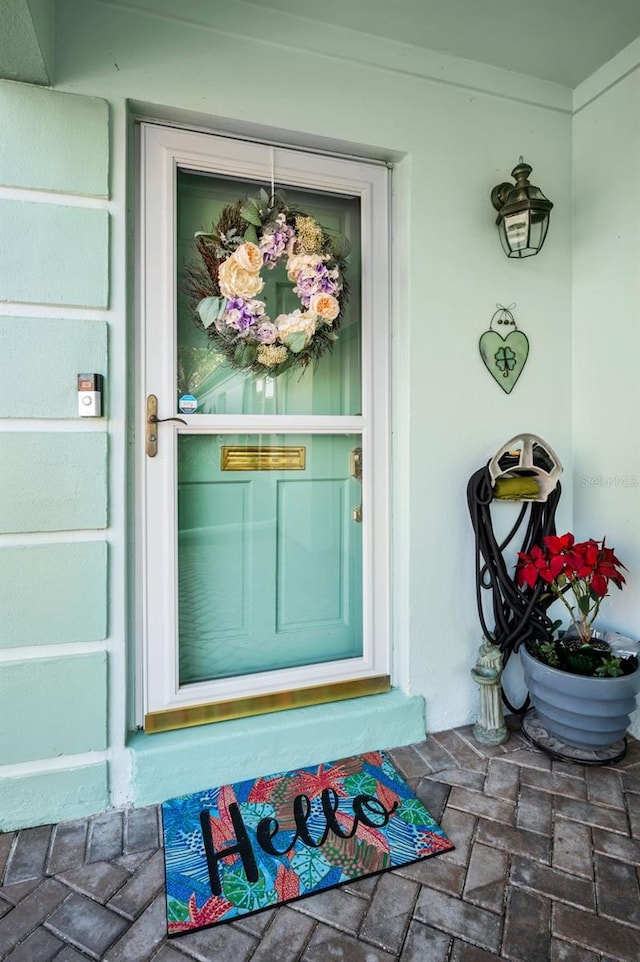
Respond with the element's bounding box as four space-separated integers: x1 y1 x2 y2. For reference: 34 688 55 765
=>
491 158 553 258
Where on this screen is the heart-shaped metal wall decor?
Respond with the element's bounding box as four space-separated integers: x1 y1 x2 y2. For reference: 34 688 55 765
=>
479 305 529 394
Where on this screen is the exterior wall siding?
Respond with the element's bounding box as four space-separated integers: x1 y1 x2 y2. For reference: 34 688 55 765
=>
0 542 107 648
0 80 111 829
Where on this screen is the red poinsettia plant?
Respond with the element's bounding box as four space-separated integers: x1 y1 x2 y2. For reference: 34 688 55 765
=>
516 532 626 645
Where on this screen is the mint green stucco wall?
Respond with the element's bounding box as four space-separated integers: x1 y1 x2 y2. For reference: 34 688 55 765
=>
572 66 640 737
1 0 636 829
0 80 111 828
0 542 107 647
0 0 54 85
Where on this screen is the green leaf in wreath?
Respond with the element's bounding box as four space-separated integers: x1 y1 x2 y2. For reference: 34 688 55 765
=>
328 232 351 259
283 331 307 354
243 224 259 245
240 202 262 227
197 296 227 330
234 343 258 366
222 867 277 911
273 353 295 375
397 797 436 827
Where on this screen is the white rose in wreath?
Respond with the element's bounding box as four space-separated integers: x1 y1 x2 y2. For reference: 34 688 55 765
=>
276 310 317 347
308 292 340 323
218 257 264 299
232 242 263 273
286 253 327 282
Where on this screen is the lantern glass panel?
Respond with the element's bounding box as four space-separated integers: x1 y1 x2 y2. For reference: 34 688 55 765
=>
503 211 530 253
528 212 549 252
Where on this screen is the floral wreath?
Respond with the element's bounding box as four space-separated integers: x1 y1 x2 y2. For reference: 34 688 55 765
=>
186 188 350 376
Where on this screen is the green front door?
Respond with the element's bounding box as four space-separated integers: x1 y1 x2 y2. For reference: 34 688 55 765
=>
178 432 363 684
175 172 364 689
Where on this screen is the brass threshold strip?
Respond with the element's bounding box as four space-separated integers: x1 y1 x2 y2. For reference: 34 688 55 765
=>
144 675 391 734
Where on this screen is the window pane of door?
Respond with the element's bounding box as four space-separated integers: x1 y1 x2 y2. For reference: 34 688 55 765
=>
177 433 364 685
176 170 362 416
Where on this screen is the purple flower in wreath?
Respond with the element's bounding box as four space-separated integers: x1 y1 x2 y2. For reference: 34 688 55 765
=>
256 322 278 344
293 263 341 308
259 214 296 269
223 298 267 332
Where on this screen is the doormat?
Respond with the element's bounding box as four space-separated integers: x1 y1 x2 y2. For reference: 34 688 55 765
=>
161 751 454 936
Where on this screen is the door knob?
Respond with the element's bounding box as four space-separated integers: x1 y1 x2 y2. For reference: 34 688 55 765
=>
146 395 187 457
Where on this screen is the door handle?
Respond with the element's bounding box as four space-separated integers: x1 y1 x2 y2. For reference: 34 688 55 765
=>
146 394 187 458
350 446 362 523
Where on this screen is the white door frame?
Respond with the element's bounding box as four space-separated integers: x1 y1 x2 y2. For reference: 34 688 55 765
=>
136 123 391 731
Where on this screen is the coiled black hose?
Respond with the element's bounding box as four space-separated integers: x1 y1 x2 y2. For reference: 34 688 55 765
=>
466 464 562 713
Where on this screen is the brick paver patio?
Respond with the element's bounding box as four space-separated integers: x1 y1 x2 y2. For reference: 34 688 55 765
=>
1 720 640 961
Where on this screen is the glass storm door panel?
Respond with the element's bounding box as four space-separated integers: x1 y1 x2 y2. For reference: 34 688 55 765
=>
140 124 390 730
177 434 363 685
177 171 362 417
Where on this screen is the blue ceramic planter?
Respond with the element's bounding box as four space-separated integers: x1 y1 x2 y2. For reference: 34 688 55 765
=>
520 644 640 750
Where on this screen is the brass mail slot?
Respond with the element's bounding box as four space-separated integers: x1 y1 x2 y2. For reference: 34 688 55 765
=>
221 445 306 471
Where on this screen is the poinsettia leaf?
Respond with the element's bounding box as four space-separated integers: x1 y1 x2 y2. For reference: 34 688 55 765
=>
197 296 226 329
578 594 592 616
243 224 259 245
240 202 262 227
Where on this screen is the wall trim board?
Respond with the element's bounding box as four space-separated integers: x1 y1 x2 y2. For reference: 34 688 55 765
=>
0 749 109 779
129 105 400 168
0 186 111 209
0 420 108 432
0 761 109 831
0 304 111 321
573 38 640 113
0 530 108 546
70 0 573 114
0 643 109 663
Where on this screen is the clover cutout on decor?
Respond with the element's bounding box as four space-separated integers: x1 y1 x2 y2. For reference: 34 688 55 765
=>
479 304 529 394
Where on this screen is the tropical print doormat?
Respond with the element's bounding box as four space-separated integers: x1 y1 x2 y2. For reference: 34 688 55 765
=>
161 750 454 936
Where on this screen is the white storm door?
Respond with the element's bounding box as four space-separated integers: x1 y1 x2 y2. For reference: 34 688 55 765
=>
138 123 391 732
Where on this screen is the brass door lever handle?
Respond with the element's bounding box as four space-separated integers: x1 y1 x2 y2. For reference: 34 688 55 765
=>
350 446 362 523
148 414 187 424
146 394 186 457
